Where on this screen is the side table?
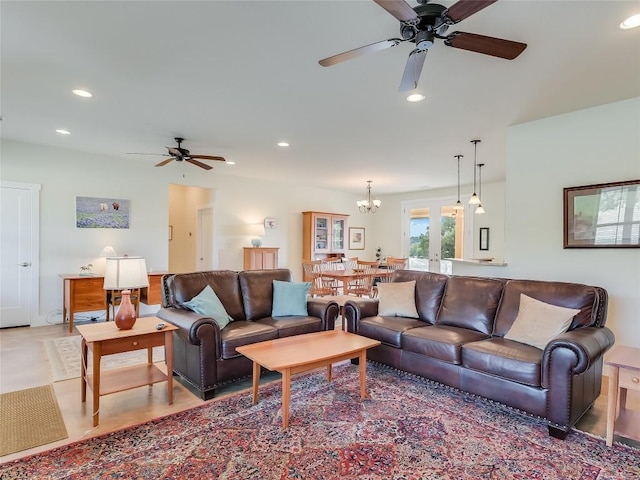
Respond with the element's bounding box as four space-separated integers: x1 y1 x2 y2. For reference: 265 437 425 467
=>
605 345 640 446
77 316 177 427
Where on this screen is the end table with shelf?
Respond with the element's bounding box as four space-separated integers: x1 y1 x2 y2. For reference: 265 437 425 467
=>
77 316 177 427
605 345 640 446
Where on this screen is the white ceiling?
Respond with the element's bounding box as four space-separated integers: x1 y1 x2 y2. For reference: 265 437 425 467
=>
2 1 639 194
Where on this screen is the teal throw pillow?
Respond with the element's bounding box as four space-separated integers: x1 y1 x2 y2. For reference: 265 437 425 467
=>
183 285 233 329
272 280 311 317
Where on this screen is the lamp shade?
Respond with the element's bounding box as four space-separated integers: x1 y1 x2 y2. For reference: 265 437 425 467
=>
99 245 118 257
103 257 149 290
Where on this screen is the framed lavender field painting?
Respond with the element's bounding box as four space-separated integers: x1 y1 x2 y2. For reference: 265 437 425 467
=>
563 180 639 248
76 196 130 229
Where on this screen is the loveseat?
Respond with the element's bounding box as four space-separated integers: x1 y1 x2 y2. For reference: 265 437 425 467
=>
157 269 339 399
344 270 614 439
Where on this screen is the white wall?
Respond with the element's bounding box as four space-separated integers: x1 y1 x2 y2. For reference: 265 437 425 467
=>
504 97 640 348
0 140 373 326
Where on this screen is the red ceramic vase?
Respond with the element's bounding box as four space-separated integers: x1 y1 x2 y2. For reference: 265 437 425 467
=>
114 289 137 330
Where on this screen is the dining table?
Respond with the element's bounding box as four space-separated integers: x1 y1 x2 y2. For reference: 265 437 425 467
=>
320 268 392 295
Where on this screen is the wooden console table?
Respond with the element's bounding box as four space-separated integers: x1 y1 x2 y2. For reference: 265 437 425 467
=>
60 272 167 333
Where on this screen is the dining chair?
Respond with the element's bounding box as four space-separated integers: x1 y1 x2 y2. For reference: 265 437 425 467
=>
341 257 358 270
372 257 408 297
302 260 336 297
346 261 378 298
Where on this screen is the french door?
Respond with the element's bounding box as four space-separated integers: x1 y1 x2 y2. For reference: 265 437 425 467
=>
402 198 464 274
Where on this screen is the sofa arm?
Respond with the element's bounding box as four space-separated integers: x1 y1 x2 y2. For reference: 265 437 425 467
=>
307 299 340 330
542 326 615 382
343 299 380 333
157 307 223 353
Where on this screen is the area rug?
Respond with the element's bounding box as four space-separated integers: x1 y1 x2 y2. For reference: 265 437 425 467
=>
1 363 638 479
43 335 165 382
0 385 68 457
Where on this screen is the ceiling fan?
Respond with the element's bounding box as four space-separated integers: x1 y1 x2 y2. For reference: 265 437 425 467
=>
129 137 226 170
319 0 527 92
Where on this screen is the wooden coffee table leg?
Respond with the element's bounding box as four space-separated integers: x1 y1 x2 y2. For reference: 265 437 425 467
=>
359 349 367 399
251 361 260 405
326 364 332 382
282 368 291 428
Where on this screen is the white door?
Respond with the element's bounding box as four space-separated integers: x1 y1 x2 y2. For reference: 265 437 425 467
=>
402 198 463 274
1 182 40 327
196 207 214 271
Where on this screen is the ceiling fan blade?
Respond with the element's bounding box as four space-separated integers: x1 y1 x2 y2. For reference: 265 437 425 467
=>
444 32 526 59
186 158 213 170
155 158 175 167
319 38 402 67
189 154 226 161
126 152 169 156
373 0 418 23
444 0 498 24
399 49 427 92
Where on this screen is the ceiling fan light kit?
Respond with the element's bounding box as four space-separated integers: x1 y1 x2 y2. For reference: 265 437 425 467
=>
319 0 527 92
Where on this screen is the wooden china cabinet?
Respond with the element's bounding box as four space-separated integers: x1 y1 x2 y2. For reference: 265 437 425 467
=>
302 211 349 279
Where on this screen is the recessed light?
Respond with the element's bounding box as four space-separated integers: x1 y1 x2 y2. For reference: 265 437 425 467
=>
277 142 290 147
406 94 425 102
72 89 92 98
226 161 236 165
620 13 640 29
56 129 71 135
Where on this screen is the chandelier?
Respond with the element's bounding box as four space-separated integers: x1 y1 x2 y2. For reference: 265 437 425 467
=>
357 180 381 213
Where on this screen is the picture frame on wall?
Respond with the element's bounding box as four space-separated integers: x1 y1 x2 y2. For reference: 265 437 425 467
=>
479 227 490 251
349 227 365 250
76 196 129 229
264 217 277 229
563 179 640 248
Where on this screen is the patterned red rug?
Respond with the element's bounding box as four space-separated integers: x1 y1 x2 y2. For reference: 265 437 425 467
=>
1 363 638 479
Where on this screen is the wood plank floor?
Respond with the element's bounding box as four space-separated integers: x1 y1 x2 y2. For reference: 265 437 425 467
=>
1 322 638 465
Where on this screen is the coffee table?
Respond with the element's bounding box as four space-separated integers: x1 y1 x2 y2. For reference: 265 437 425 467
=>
236 330 380 428
77 316 177 427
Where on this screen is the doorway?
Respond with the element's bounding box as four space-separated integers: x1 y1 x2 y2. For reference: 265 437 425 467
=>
1 182 40 327
403 199 463 274
168 185 215 273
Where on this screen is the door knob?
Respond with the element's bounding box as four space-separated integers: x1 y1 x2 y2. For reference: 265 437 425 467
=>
18 262 31 267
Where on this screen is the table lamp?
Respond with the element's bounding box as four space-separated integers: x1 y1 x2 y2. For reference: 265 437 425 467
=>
103 256 149 330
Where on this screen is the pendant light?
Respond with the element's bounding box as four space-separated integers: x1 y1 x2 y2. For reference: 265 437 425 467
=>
475 163 486 214
453 154 464 211
468 139 481 205
356 180 381 213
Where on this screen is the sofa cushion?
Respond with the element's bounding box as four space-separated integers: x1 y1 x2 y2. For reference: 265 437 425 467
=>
169 270 245 320
359 316 425 347
493 280 599 336
402 325 489 364
239 269 293 320
503 294 580 350
462 337 543 387
258 316 323 338
182 285 233 330
377 281 419 318
271 280 311 316
436 276 505 335
220 321 278 359
393 270 448 323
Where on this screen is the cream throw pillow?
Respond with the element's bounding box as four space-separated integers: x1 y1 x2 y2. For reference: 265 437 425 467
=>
504 294 581 350
377 280 419 318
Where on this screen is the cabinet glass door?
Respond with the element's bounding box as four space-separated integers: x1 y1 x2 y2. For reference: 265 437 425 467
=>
332 217 346 251
314 216 330 252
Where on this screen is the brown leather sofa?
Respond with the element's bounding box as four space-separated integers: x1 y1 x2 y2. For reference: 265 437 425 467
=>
157 269 339 400
344 270 614 439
